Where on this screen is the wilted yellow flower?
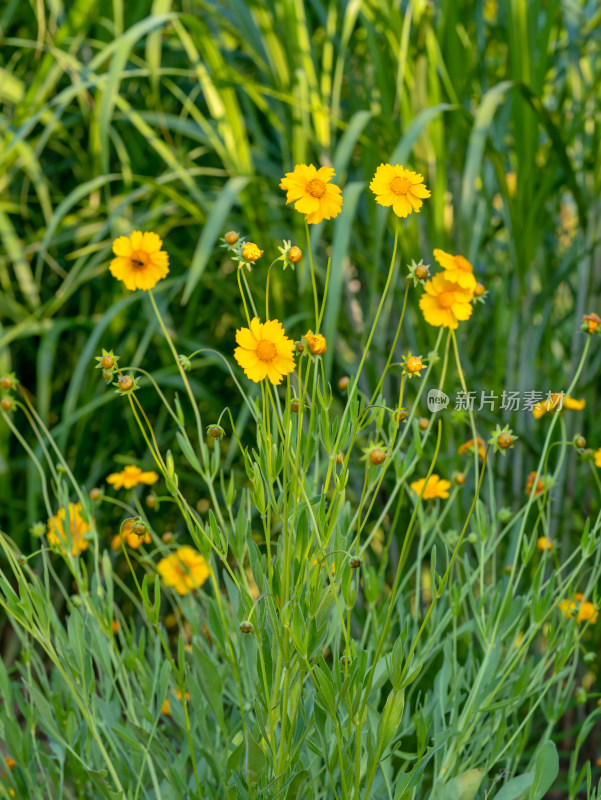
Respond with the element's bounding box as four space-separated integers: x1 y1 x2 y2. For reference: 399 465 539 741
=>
157 546 210 595
305 330 327 355
419 274 474 329
370 164 431 218
110 231 169 291
410 474 451 500
234 317 295 385
107 465 159 490
280 164 342 224
47 502 92 556
433 249 477 293
111 519 152 550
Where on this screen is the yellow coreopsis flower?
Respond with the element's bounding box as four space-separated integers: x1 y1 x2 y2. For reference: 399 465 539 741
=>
106 465 159 490
419 274 474 329
47 502 92 556
279 164 343 224
234 317 295 385
458 438 486 460
532 394 586 419
433 249 477 293
110 231 169 291
409 474 451 500
369 164 431 218
157 546 211 595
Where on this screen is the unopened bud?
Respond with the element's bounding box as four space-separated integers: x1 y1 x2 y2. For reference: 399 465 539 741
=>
239 621 254 634
224 230 239 244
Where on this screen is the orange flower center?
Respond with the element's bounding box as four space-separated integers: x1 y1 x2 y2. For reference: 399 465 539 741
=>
256 340 277 362
437 291 455 308
130 250 149 269
390 176 411 196
406 357 422 372
306 178 326 198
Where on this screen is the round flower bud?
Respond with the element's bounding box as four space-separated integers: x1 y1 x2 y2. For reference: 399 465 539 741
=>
146 494 157 509
207 424 225 440
497 432 514 450
453 472 466 486
406 356 423 374
306 332 327 355
118 375 134 392
241 242 263 262
162 532 173 543
338 376 350 391
102 369 113 381
574 435 586 449
131 521 147 538
0 376 13 391
295 342 305 353
90 487 101 501
349 556 362 569
396 409 408 423
498 508 512 523
474 282 485 297
467 533 478 545
100 354 114 369
369 449 386 466
288 246 302 263
239 621 254 634
224 230 239 245
1 397 13 412
418 417 429 431
336 452 344 466
415 264 430 281
290 400 300 413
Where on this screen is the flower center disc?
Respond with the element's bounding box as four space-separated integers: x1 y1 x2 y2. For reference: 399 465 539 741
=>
256 340 277 362
306 178 326 198
390 176 411 196
438 291 455 309
130 250 149 268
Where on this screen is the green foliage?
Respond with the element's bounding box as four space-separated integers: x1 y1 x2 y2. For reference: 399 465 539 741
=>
1 0 601 798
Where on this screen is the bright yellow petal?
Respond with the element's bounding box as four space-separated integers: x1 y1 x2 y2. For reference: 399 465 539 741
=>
113 236 133 257
235 327 257 349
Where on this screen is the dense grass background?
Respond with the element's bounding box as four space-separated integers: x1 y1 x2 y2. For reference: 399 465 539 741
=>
0 0 600 790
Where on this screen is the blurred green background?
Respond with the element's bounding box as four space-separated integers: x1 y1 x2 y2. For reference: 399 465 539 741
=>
0 0 600 550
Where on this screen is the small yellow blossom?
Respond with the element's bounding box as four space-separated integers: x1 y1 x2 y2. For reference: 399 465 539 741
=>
234 317 295 385
47 502 92 556
419 274 474 329
532 393 585 419
536 537 553 551
433 249 477 293
107 465 159 491
410 474 451 500
157 546 211 595
279 164 343 224
458 438 486 460
559 593 598 625
369 164 431 218
110 231 169 291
